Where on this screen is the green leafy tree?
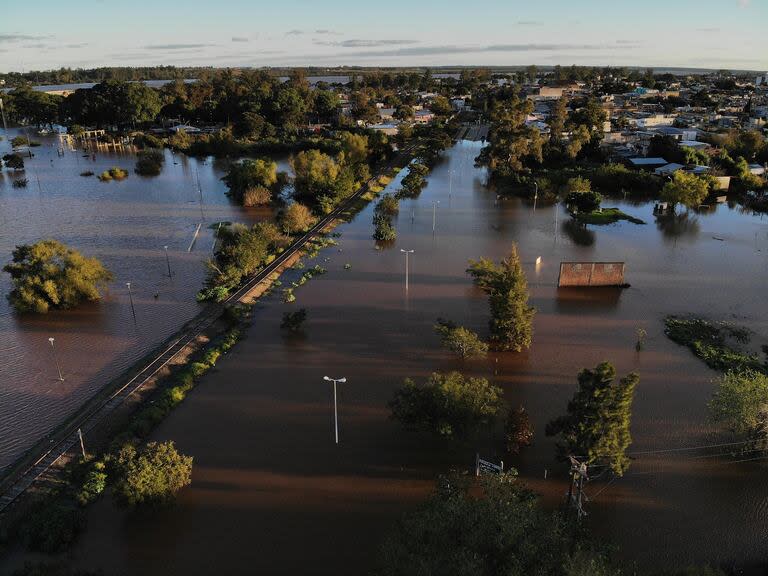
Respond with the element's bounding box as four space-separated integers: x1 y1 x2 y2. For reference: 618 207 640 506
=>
546 362 639 475
281 308 307 333
338 131 369 166
4 240 113 313
434 319 489 359
377 473 613 576
134 148 164 176
709 370 768 452
661 171 709 211
222 158 281 205
112 441 193 508
565 125 591 159
467 244 535 352
389 371 502 438
291 149 341 200
505 405 534 455
565 177 601 213
548 97 567 144
429 95 452 116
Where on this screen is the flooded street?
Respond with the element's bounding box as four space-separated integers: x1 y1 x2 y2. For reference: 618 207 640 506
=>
3 139 768 573
0 131 288 472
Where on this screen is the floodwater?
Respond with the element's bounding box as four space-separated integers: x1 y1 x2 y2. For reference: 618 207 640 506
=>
0 129 291 473
3 139 768 574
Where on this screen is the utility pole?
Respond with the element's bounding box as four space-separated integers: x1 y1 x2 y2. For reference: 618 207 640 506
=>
0 98 8 137
323 376 347 444
432 200 440 233
48 337 64 382
567 456 588 522
77 428 87 459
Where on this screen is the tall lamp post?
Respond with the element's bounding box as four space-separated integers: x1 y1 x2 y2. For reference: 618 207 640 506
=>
400 249 414 292
432 200 440 233
323 376 347 444
48 337 64 382
163 245 172 278
532 180 539 211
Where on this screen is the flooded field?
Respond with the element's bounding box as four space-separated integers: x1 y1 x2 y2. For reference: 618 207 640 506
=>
0 131 291 473
2 139 768 574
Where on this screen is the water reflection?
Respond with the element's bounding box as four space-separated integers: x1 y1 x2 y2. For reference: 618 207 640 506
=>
561 219 596 246
655 212 701 241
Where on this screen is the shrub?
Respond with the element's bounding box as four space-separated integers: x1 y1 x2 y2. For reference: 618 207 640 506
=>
389 371 503 438
112 441 193 508
242 186 272 206
98 167 128 181
79 171 94 177
223 158 281 205
20 501 84 553
375 193 399 217
3 239 113 313
76 461 107 506
12 178 28 188
434 319 488 359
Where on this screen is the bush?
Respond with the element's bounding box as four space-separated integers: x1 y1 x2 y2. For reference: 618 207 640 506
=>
112 441 193 508
76 461 107 506
373 213 397 242
243 186 272 206
12 178 28 188
375 193 399 217
389 371 503 438
434 318 488 359
79 170 94 177
223 158 281 205
98 167 128 181
3 239 113 313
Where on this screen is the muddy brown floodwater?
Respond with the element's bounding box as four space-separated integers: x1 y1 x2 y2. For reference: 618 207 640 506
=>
2 139 768 575
0 129 291 474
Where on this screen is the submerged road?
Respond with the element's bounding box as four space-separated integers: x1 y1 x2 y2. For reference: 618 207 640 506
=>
0 145 415 515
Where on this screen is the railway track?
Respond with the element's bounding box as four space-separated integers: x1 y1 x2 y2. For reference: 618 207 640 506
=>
0 147 413 515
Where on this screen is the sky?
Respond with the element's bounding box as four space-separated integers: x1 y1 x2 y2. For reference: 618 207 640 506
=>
1 0 767 73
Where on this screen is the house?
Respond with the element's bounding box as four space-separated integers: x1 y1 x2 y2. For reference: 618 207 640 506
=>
654 163 684 176
679 140 709 150
628 157 668 170
369 123 399 136
378 108 396 122
169 124 200 134
413 110 435 124
748 164 767 176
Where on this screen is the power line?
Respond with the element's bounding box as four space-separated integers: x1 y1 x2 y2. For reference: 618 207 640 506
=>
571 438 762 461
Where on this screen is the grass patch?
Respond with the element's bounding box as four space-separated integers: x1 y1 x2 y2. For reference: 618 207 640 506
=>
664 316 767 373
574 207 645 225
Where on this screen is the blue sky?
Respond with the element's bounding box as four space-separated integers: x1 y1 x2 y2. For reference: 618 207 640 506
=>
1 0 766 72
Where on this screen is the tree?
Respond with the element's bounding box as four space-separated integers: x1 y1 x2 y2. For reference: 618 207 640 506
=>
709 370 768 453
112 441 193 508
429 95 452 116
281 308 307 333
281 202 316 234
4 240 113 313
374 193 399 217
222 158 280 205
505 405 534 455
291 149 340 201
434 319 488 359
565 125 591 160
377 472 613 576
389 372 503 438
134 149 164 176
2 153 25 170
546 362 639 476
661 171 709 211
338 131 369 166
548 97 567 144
467 244 535 352
565 177 601 213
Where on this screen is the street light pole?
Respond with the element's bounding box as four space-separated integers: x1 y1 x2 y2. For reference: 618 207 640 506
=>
163 245 172 278
533 181 539 211
323 376 347 444
400 249 414 292
432 200 440 233
48 337 64 382
126 282 136 321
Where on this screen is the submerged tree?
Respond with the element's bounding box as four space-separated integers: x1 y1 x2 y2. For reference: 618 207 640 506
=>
546 362 639 476
661 171 709 211
4 240 113 313
376 472 614 576
389 371 503 439
467 244 535 352
434 319 488 359
112 441 193 508
709 370 768 453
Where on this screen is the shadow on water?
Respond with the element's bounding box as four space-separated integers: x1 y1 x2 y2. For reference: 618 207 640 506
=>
561 218 596 246
555 287 624 313
655 212 701 242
